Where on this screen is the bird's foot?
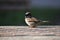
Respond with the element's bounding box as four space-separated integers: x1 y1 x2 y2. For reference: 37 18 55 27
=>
29 26 36 28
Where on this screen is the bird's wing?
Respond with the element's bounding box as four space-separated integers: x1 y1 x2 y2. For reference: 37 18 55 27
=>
31 17 39 21
28 17 41 22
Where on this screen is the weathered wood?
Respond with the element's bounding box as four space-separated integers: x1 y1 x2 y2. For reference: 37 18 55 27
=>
0 36 60 40
0 26 60 37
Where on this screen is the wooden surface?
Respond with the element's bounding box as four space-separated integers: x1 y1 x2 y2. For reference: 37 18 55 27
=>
0 26 60 37
0 26 60 40
0 36 60 40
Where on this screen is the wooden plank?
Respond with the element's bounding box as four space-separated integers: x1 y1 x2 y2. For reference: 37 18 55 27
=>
0 36 60 40
0 26 60 37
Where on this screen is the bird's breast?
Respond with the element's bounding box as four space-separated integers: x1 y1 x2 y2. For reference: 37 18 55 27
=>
25 18 35 26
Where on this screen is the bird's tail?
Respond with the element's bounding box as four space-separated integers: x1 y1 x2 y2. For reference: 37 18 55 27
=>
37 20 49 25
42 21 49 23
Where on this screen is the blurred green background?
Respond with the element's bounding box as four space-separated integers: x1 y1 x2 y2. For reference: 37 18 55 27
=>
0 8 60 26
0 0 60 26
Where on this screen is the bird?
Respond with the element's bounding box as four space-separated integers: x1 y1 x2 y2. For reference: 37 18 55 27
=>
25 12 49 28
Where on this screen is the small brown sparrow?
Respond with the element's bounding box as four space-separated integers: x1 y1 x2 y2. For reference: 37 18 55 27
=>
25 12 48 28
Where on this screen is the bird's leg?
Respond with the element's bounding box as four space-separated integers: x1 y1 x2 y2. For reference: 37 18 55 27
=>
29 25 36 28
